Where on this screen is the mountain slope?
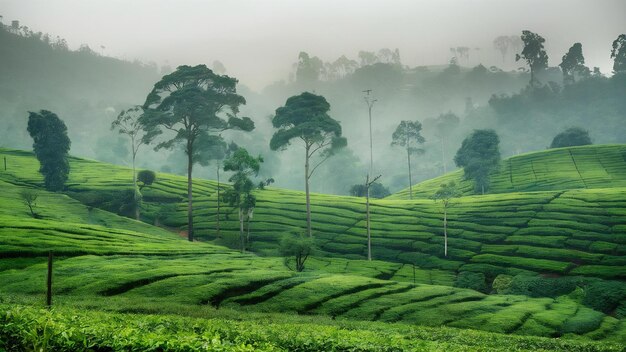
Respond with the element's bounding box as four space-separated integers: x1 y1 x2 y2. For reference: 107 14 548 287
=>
1 147 625 283
388 144 626 199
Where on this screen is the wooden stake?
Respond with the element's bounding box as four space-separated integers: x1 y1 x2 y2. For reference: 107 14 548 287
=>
47 251 53 307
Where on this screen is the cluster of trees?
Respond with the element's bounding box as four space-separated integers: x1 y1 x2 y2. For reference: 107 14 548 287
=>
293 48 403 84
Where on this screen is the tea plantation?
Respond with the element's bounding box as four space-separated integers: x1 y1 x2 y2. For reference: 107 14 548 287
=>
0 145 625 350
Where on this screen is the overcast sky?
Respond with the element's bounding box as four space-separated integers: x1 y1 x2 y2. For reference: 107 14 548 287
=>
2 0 625 90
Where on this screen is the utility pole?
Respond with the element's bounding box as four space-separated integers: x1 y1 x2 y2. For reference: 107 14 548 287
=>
363 89 377 175
363 89 378 261
365 174 381 261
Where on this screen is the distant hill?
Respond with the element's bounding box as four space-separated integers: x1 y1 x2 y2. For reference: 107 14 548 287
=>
388 144 626 199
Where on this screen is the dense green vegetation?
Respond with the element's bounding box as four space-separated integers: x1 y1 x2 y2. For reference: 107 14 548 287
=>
1 144 625 348
389 144 626 198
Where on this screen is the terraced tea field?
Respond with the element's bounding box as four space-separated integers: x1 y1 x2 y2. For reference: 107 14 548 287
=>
1 145 625 345
389 144 626 199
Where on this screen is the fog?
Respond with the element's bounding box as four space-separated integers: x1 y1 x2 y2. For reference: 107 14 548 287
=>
2 0 624 90
1 0 625 196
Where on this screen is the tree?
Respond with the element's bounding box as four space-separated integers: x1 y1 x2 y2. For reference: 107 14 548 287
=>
349 182 390 198
295 52 325 83
137 170 156 190
431 181 461 257
559 43 588 84
140 64 254 242
516 30 549 87
27 110 71 191
270 92 347 237
611 34 626 73
391 120 425 199
111 105 150 219
280 232 314 272
454 129 500 195
435 112 460 174
550 127 592 148
493 36 511 62
222 148 263 252
20 189 39 218
212 140 238 239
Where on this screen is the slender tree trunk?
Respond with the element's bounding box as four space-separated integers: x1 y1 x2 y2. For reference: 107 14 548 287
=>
441 135 447 174
305 145 312 237
246 211 251 250
187 143 194 242
443 206 448 257
407 147 413 200
366 175 372 261
132 136 140 220
239 209 244 252
216 162 221 239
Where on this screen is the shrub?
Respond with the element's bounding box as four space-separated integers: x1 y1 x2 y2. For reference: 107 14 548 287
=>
550 127 592 148
137 170 156 190
507 275 580 298
582 280 626 314
279 232 314 272
454 271 487 292
491 274 513 294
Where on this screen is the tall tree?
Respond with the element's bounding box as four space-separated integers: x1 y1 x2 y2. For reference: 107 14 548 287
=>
611 34 626 73
493 36 510 62
222 148 263 252
435 112 460 174
516 30 549 87
140 64 254 242
213 140 238 239
27 110 71 191
391 120 425 200
270 92 347 237
454 129 501 195
111 105 150 219
559 43 588 84
431 181 461 257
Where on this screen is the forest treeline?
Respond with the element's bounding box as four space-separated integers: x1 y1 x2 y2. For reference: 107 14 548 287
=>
1 19 624 195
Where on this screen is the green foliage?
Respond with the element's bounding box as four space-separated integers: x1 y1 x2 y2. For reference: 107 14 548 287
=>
516 30 549 86
19 189 39 218
582 280 626 314
559 43 589 84
610 34 626 73
279 232 314 272
349 182 390 198
391 120 425 199
550 127 592 148
454 129 500 194
222 148 263 252
140 64 253 241
505 275 581 298
137 169 156 190
454 271 487 292
492 274 513 294
26 110 71 191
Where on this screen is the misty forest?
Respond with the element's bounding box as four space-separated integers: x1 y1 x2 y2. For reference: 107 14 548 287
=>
0 1 626 351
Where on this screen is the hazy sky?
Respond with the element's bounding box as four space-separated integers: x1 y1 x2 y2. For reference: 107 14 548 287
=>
2 0 625 90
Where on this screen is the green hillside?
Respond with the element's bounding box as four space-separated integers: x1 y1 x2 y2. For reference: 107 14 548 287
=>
2 147 624 283
388 144 626 199
1 146 626 346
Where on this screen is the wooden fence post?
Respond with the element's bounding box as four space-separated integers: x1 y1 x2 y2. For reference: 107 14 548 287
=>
47 251 53 307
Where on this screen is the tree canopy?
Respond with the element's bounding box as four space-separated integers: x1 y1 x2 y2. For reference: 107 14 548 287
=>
454 129 501 194
27 110 71 191
611 34 626 73
550 127 592 149
140 64 254 241
559 43 588 84
270 92 346 237
391 120 425 199
516 30 549 86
